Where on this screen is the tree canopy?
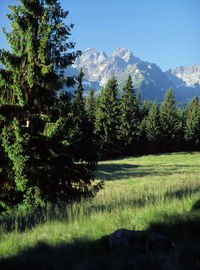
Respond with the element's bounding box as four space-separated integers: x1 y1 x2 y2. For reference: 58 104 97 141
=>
0 0 102 212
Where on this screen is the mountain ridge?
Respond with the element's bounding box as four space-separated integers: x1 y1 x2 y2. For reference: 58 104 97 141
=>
67 47 200 102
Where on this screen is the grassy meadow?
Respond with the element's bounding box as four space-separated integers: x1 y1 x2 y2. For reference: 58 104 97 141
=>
0 152 200 269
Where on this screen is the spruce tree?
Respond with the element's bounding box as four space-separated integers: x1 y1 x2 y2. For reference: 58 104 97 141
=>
176 106 185 151
118 75 138 155
0 1 102 212
71 69 97 163
145 102 161 153
85 88 96 126
135 90 142 121
160 88 179 151
141 99 152 119
95 75 119 159
184 96 200 150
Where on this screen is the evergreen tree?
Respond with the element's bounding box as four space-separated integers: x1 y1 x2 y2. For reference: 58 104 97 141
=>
71 69 97 163
137 99 153 154
135 90 142 121
0 1 102 212
141 99 152 119
145 102 161 153
130 89 148 154
160 88 179 151
95 75 119 159
118 76 138 155
184 96 200 150
176 106 185 151
85 88 96 126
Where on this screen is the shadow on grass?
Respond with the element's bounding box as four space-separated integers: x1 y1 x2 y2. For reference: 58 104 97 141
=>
1 208 200 270
0 233 173 270
0 211 45 234
0 237 110 270
0 204 68 234
1 185 200 235
95 163 199 181
147 209 200 270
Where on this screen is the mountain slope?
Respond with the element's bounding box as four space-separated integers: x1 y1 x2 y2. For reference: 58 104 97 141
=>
68 48 200 102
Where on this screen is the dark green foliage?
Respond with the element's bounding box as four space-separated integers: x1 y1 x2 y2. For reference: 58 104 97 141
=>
175 107 185 151
145 102 161 153
71 69 98 163
141 99 152 119
85 88 96 126
95 75 120 159
118 76 138 154
135 90 142 121
0 1 102 212
184 96 200 150
160 88 179 151
133 90 149 154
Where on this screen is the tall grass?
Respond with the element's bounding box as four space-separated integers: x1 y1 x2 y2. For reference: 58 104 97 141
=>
0 152 200 269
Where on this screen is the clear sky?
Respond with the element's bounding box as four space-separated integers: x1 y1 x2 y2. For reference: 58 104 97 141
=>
0 0 199 71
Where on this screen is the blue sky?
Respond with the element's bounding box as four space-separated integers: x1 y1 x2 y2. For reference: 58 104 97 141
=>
0 0 199 71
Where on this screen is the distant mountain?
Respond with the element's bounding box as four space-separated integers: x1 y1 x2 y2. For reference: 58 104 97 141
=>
68 47 200 102
165 66 200 102
66 48 200 102
171 65 200 86
0 49 199 102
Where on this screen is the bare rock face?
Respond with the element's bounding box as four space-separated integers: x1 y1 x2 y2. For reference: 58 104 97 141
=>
111 47 140 65
171 65 200 86
109 229 175 253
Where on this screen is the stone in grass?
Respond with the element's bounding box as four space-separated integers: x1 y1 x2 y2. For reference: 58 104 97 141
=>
109 229 175 252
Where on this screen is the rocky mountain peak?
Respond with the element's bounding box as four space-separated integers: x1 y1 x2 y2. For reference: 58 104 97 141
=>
111 47 140 65
171 65 200 86
69 47 200 102
111 47 130 57
73 48 108 67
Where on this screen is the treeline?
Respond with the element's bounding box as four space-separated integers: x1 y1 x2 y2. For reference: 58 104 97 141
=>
73 71 200 159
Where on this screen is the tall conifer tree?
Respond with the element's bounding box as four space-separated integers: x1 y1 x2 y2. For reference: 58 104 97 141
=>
160 88 179 151
71 69 97 163
141 99 151 119
145 102 161 153
85 88 96 126
95 75 119 159
135 90 142 121
184 96 200 150
119 76 138 154
0 1 101 212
